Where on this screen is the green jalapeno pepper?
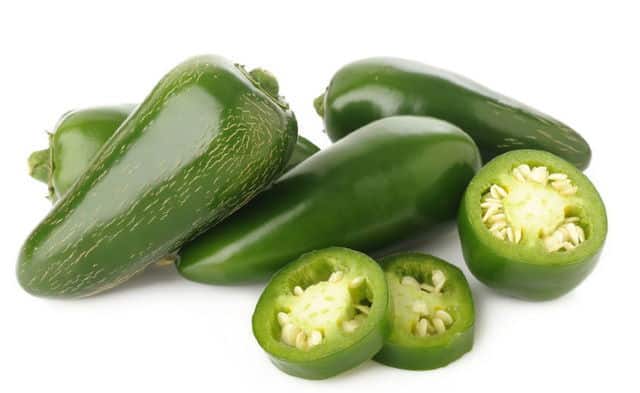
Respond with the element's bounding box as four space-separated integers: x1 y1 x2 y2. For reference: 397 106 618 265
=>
252 247 390 379
458 150 607 300
315 57 592 169
375 253 474 370
177 115 481 284
17 55 297 298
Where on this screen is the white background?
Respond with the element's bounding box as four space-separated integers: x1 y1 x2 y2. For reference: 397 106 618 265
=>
1 1 638 392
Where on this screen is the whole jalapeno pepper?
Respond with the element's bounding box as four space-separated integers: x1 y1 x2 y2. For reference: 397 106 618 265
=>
315 57 592 169
252 247 390 379
177 116 481 284
458 150 607 300
17 55 297 298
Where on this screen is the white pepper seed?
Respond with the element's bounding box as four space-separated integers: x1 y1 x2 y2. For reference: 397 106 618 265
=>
329 271 344 283
433 317 446 334
277 312 289 326
349 276 365 288
435 310 453 325
416 318 429 337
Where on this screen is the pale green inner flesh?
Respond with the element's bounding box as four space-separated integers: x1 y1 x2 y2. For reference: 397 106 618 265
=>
276 271 370 351
388 270 455 337
482 164 586 252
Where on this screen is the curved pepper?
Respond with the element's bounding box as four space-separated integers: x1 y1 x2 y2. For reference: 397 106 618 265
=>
315 57 592 169
177 115 481 284
17 55 297 298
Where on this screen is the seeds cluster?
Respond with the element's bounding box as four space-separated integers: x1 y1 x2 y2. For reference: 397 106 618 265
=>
400 270 454 337
277 271 369 350
481 164 586 252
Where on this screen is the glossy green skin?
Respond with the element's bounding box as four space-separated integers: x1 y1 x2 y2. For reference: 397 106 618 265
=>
28 104 317 199
17 55 297 298
252 247 390 379
458 150 607 300
178 116 481 284
317 57 591 169
374 253 474 370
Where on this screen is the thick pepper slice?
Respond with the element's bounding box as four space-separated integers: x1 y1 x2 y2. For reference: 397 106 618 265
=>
375 253 474 370
252 247 390 379
458 150 607 300
315 57 592 169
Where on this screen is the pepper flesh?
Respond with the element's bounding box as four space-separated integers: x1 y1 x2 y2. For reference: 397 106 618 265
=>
252 247 389 379
316 57 591 169
458 150 607 300
374 253 474 370
177 116 481 284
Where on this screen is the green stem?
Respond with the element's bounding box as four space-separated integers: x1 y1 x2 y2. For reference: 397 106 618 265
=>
28 148 50 184
249 68 279 97
313 93 325 117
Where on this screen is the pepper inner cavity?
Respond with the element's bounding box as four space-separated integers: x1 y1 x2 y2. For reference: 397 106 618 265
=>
481 164 586 252
390 270 454 337
277 270 370 350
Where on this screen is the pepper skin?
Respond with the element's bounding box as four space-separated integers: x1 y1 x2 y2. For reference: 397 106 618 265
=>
177 116 481 284
17 55 297 298
458 150 607 300
252 247 390 379
315 57 591 169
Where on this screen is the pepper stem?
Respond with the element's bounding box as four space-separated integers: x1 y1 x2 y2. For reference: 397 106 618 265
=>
28 148 50 184
249 68 279 98
313 93 325 117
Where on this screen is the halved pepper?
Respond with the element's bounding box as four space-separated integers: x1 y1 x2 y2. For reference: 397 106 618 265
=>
375 253 474 370
252 247 390 379
458 150 607 300
315 57 592 169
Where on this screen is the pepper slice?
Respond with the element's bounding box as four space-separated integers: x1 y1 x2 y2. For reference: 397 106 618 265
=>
374 253 474 370
252 247 389 379
458 150 607 300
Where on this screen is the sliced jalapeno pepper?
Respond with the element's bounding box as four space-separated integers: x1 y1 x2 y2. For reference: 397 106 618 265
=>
458 150 607 300
252 247 390 379
374 253 474 370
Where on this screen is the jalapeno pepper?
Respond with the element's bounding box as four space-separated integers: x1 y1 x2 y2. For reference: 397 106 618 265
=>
315 57 592 169
177 116 481 284
252 247 390 379
18 55 298 298
374 253 474 370
458 150 607 300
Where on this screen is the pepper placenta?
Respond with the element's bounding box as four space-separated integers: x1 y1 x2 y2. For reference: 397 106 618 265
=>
374 253 474 370
177 116 481 284
252 247 390 379
458 150 607 300
315 57 592 169
28 105 318 200
17 55 297 297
